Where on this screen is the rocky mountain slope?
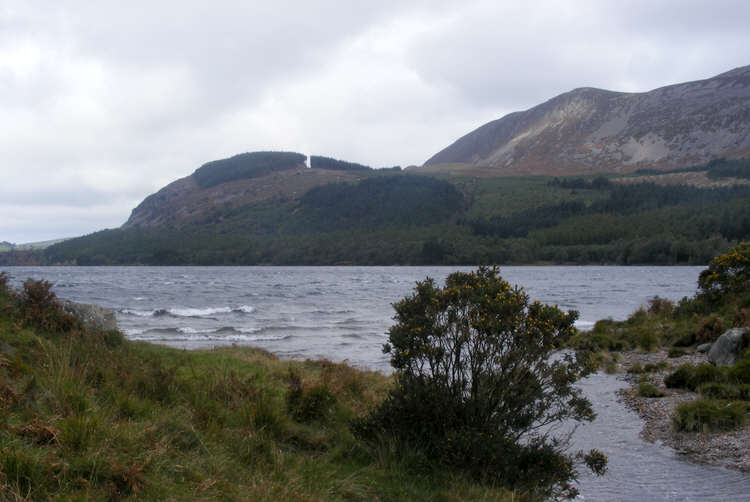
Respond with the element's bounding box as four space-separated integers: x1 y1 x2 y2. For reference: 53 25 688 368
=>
425 65 750 174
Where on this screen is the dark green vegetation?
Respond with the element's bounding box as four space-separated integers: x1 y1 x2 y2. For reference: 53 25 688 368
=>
637 382 665 398
193 151 307 189
574 243 750 434
636 157 750 180
5 156 750 265
309 155 372 171
0 273 520 501
299 176 463 229
355 267 606 501
673 400 747 432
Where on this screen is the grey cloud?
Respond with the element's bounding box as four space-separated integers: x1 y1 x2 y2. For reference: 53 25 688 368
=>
405 1 750 110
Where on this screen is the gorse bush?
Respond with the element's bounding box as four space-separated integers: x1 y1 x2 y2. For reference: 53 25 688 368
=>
699 242 750 302
17 279 78 333
353 266 604 500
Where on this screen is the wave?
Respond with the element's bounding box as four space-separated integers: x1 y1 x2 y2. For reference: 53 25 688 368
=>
575 320 596 330
120 305 255 318
311 309 355 315
340 333 366 340
125 325 292 343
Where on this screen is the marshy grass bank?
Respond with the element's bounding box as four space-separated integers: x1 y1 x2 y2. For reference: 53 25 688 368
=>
0 275 518 501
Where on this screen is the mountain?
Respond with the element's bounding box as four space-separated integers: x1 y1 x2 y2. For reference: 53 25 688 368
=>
425 65 750 174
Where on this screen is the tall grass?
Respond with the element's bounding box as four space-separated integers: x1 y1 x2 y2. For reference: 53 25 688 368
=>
0 278 520 501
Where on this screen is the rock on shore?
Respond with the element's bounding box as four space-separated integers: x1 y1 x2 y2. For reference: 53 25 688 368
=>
62 300 117 331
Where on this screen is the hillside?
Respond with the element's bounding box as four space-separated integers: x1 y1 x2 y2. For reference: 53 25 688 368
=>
424 65 750 175
28 151 750 266
124 151 372 229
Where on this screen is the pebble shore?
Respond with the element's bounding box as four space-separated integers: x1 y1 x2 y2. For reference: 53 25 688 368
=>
616 349 750 472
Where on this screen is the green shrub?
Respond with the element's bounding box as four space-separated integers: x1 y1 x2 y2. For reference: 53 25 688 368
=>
668 347 686 358
643 361 669 372
192 151 306 189
593 318 616 334
673 399 747 432
0 447 49 499
729 358 750 384
287 370 336 423
647 296 674 317
694 315 726 344
637 382 665 398
353 267 603 500
733 308 750 328
698 382 740 400
627 308 648 326
665 364 694 389
738 384 750 401
627 362 645 374
673 332 697 347
247 392 286 436
638 329 659 352
17 279 78 333
665 363 726 391
693 364 727 388
59 416 102 453
603 360 618 374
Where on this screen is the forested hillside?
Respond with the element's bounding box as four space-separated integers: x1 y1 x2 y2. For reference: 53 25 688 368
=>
31 156 750 266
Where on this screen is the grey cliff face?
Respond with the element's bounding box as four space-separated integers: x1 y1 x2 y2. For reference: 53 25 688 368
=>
425 65 750 174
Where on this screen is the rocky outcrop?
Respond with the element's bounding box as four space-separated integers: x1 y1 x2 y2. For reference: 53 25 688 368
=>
425 65 750 174
62 300 117 331
707 327 750 366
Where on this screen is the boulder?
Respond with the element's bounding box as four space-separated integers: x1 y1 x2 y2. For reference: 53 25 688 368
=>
696 343 712 354
707 328 750 366
61 300 117 331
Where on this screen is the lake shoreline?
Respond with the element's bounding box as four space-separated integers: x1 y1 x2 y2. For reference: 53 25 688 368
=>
617 349 750 473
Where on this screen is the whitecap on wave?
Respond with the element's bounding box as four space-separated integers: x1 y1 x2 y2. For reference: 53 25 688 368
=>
575 320 596 330
124 325 289 343
120 305 255 318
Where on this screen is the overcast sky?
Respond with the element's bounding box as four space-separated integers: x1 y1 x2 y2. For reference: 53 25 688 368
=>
2 0 749 243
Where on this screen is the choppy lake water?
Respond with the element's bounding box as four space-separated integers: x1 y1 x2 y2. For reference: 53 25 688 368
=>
3 265 749 499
